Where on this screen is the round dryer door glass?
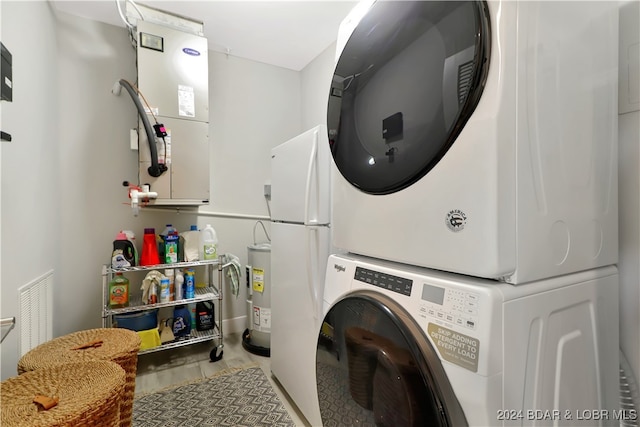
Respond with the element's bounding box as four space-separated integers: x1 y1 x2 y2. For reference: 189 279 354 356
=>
328 1 490 194
316 292 467 426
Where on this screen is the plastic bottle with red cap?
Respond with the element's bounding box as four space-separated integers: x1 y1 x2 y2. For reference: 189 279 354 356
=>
112 231 136 268
140 228 161 266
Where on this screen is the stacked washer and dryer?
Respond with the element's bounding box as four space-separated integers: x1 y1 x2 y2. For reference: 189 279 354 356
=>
315 1 622 426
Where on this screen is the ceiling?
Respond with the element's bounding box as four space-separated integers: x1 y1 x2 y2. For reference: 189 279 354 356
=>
50 1 357 71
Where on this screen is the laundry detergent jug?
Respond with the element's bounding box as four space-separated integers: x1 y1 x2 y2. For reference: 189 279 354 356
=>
112 231 135 268
172 305 192 338
196 301 215 331
201 224 218 260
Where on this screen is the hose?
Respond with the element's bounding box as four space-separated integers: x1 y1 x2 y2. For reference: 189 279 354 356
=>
118 79 166 177
252 220 271 244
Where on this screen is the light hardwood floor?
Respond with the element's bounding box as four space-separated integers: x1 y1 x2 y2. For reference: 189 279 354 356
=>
134 332 310 427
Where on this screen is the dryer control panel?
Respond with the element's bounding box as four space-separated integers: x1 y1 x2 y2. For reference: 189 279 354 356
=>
418 284 480 331
353 265 480 331
354 266 412 296
330 253 499 377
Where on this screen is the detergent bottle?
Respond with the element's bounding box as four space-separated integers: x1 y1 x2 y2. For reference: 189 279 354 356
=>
162 224 179 264
112 231 136 268
109 273 129 308
181 225 200 261
121 230 139 265
140 228 161 266
201 224 218 260
196 301 215 331
172 305 192 338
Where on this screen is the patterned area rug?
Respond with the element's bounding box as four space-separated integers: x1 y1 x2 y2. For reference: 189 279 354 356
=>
133 366 294 426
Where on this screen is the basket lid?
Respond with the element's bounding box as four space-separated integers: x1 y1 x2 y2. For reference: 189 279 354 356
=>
1 360 125 427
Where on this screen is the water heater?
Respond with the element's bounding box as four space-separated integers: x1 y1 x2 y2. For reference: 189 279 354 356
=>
128 5 210 207
244 243 272 356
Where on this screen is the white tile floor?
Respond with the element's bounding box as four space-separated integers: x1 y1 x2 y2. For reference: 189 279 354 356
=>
134 332 311 427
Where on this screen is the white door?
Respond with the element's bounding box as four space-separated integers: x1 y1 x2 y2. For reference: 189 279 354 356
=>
270 221 329 427
271 124 331 225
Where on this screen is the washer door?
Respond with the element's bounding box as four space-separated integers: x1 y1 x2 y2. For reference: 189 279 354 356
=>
316 291 467 426
328 1 490 195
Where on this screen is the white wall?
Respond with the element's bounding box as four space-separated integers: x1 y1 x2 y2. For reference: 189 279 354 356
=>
1 1 59 379
55 8 146 340
301 42 337 130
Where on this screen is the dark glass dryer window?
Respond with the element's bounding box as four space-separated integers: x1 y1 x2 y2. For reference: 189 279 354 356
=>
316 292 467 426
327 1 490 194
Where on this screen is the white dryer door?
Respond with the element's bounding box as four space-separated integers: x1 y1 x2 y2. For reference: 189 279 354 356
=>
316 290 467 427
328 1 490 195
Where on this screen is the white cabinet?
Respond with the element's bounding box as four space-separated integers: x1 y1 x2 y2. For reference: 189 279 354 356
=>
101 257 224 356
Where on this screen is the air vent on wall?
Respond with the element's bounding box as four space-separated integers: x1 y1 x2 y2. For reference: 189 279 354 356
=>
19 270 53 355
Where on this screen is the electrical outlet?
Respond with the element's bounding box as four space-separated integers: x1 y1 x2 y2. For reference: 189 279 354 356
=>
264 184 271 200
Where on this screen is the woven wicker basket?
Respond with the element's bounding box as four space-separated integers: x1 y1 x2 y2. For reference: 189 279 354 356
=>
344 326 393 410
17 328 141 427
372 346 424 427
1 360 125 427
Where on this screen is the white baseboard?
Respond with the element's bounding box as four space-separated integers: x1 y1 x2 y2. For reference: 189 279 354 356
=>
221 316 247 336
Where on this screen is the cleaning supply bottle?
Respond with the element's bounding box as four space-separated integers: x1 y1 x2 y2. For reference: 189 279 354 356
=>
196 301 215 331
112 231 136 268
140 228 161 266
201 224 218 260
188 303 197 331
109 273 129 308
163 224 179 264
172 305 192 338
159 277 171 303
181 225 200 261
175 270 184 300
184 268 195 299
165 269 175 301
158 224 172 261
121 230 139 265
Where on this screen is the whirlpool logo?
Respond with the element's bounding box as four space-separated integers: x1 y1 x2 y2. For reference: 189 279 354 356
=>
446 209 467 232
334 264 346 272
182 47 201 56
